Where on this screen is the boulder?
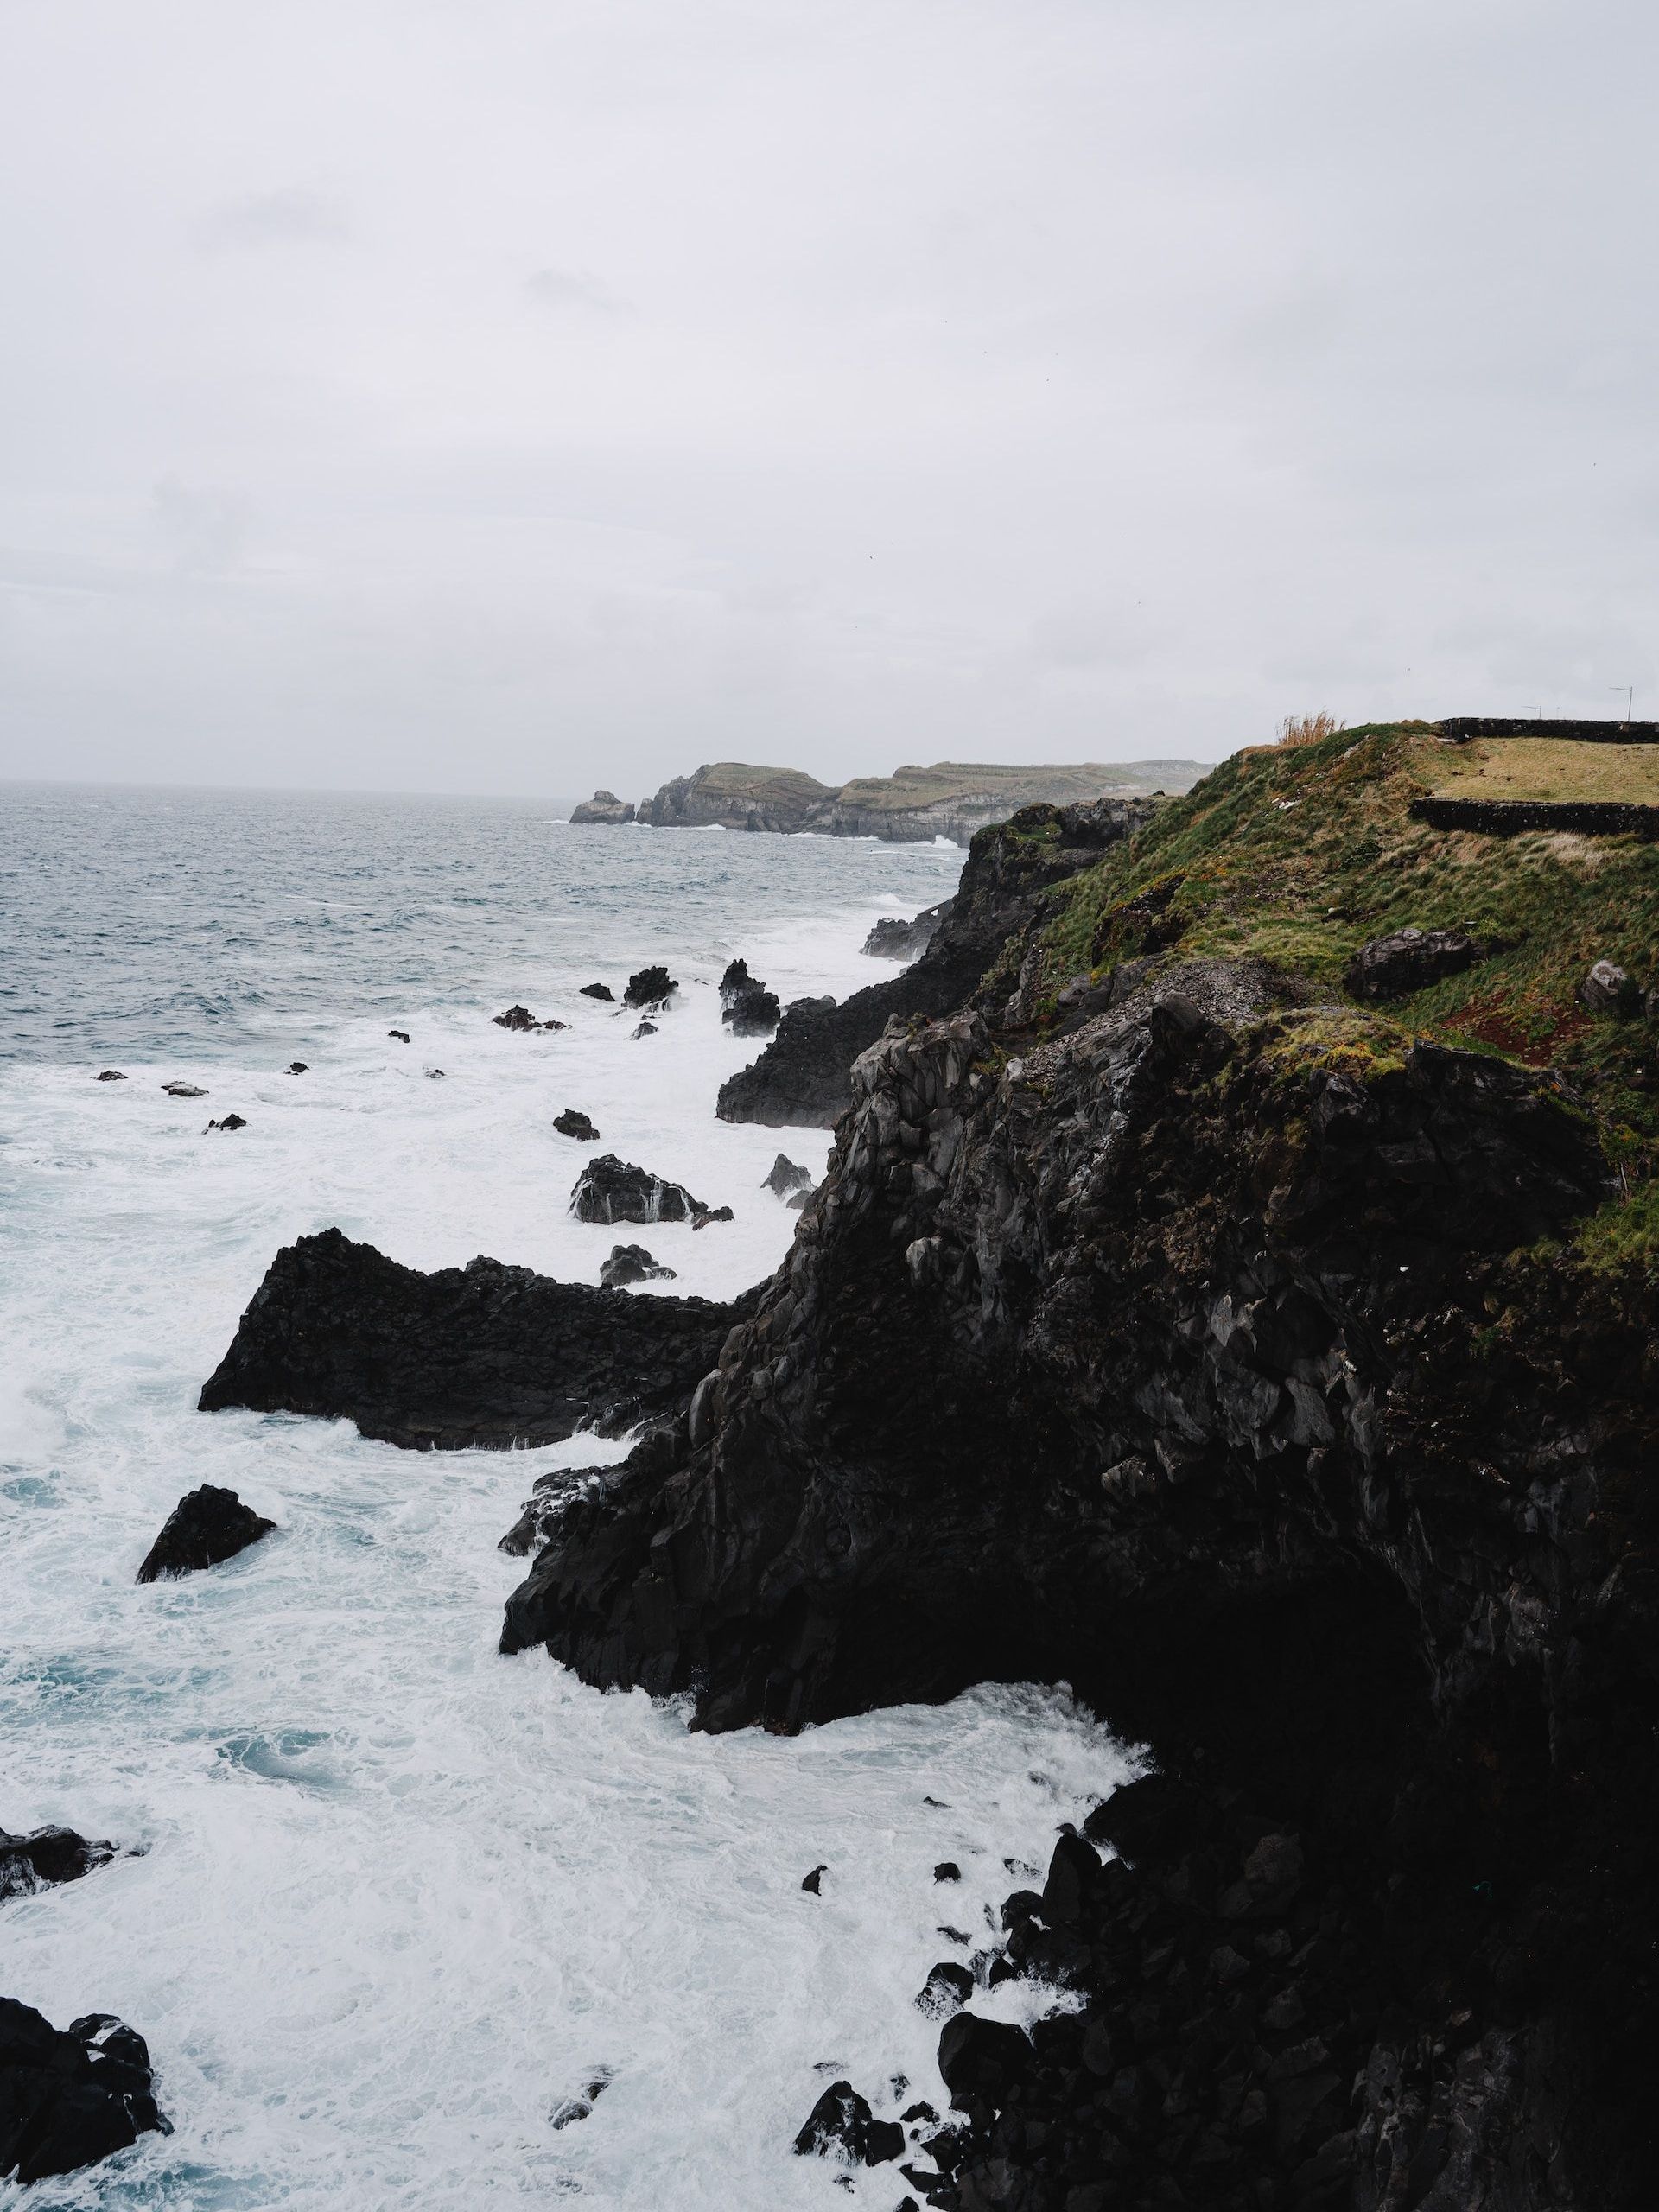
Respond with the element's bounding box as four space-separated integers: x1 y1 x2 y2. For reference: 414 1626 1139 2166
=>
206 1114 247 1132
287 1062 308 1074
691 1205 734 1229
493 1006 563 1032
763 1154 813 1197
937 2015 1034 2108
1580 958 1639 1015
801 1864 828 1894
933 1859 962 1882
862 899 953 961
718 957 756 1008
569 789 635 826
201 1229 759 1452
600 1244 677 1289
136 1485 276 1584
580 982 614 1001
388 1029 410 1043
916 1962 974 2021
555 1109 601 1141
95 1070 126 1082
162 1081 206 1098
1344 925 1486 1001
0 2002 169 2186
0 1826 118 1903
632 1020 658 1039
623 966 677 1009
571 1155 706 1226
793 2079 904 2164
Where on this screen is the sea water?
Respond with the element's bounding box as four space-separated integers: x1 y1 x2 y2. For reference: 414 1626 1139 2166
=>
0 785 1135 2209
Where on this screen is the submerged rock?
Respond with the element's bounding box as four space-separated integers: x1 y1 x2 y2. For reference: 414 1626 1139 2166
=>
623 965 677 1009
600 1243 677 1288
631 1020 658 1039
161 1081 206 1098
493 1005 563 1033
388 1029 410 1043
690 1205 734 1229
287 1061 308 1074
801 1863 828 1894
554 1109 601 1141
95 1070 126 1082
861 899 953 961
569 789 635 826
570 1154 706 1226
200 1227 756 1450
0 1826 118 1904
0 2001 169 2186
762 1154 812 1197
792 2079 903 2165
136 1484 276 1584
1344 925 1487 1000
206 1113 247 1131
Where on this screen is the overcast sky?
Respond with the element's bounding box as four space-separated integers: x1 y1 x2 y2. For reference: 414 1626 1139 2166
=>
1 0 1653 798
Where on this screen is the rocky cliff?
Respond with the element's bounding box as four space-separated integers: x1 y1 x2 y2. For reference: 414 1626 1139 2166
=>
634 759 1202 842
715 798 1152 1127
504 963 1656 2204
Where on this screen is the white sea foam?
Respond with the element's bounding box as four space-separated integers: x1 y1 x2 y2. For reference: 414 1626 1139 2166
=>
0 794 1133 2209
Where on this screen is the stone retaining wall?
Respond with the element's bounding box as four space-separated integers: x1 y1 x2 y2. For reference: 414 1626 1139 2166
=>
1410 795 1659 839
1437 716 1659 744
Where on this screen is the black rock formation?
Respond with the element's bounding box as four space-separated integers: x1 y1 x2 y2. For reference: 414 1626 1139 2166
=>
162 1081 206 1097
96 1069 126 1081
555 1109 601 1141
623 966 677 1008
726 985 780 1036
600 1243 677 1288
499 961 1654 2204
716 798 1150 1127
136 1484 276 1583
570 1154 706 1225
1344 925 1487 1001
206 1113 247 1131
862 899 953 961
287 1061 308 1074
580 982 614 1001
718 957 755 1007
388 1029 410 1043
493 1005 563 1032
762 1154 812 1197
793 2078 903 2165
498 1465 617 1558
0 1826 118 1903
200 1228 755 1450
0 2001 169 2185
631 1020 658 1039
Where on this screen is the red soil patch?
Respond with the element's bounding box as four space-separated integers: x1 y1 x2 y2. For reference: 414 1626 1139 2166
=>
1438 994 1592 1066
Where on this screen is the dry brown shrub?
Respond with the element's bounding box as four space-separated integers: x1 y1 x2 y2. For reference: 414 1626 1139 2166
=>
1276 711 1344 747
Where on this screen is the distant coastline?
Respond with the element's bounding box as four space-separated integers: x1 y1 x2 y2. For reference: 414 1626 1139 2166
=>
569 756 1206 844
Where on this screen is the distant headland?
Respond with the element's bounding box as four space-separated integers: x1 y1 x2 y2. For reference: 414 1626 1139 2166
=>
569 757 1207 844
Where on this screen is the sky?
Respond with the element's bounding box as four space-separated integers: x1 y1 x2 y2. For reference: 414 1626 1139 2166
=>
0 0 1654 798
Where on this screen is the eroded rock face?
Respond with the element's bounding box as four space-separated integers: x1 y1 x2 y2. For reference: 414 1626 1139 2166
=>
716 799 1151 1128
502 964 1655 2205
570 1154 705 1225
198 1228 757 1448
623 966 677 1009
862 898 953 961
0 1826 118 1903
136 1485 275 1583
600 1243 677 1288
0 2001 169 2186
1344 925 1486 1001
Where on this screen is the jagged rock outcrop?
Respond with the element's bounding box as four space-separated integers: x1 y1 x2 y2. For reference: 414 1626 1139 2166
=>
1344 925 1487 1001
0 1826 118 1903
570 1154 705 1225
502 963 1656 2206
715 798 1151 1128
623 966 677 1009
137 1485 276 1583
600 1243 676 1288
718 957 780 1035
0 2002 169 2185
569 789 635 825
863 898 954 961
554 1109 600 1141
197 1228 758 1448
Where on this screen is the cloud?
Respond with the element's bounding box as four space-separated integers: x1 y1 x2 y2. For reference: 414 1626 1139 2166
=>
525 266 627 315
197 188 349 250
149 476 250 575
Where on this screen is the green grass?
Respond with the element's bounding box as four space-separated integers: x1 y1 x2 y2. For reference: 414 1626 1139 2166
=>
1027 721 1659 1262
1433 737 1659 805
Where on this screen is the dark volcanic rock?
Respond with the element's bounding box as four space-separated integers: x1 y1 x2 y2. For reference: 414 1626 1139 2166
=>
136 1484 275 1583
287 1061 308 1074
716 798 1151 1127
916 1961 973 2021
725 984 780 1036
0 2001 169 2185
600 1243 677 1288
718 957 756 1007
499 962 1648 2204
493 1005 563 1032
793 2078 904 2165
862 898 953 961
1344 924 1487 1000
763 1154 812 1197
388 1029 410 1043
162 1081 207 1097
199 1227 757 1449
690 1205 734 1228
498 1465 616 1557
579 982 614 1001
571 1154 706 1225
555 1109 601 1141
623 965 677 1008
0 1826 118 1903
96 1069 126 1082
631 1020 658 1039
206 1113 247 1131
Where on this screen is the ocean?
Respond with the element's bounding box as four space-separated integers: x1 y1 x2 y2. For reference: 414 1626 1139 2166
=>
0 783 1134 2209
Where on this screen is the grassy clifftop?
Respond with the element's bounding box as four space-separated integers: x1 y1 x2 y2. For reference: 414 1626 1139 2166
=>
1022 721 1659 1258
